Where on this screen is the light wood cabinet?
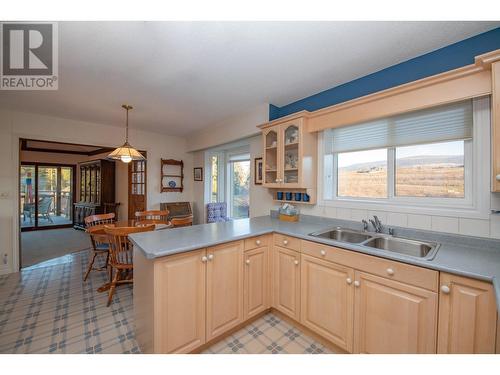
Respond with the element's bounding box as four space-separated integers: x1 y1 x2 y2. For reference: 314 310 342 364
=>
206 241 244 341
300 254 354 352
353 271 438 354
273 245 301 320
154 249 206 353
244 246 269 319
437 272 497 353
492 61 500 192
135 234 498 354
261 116 316 189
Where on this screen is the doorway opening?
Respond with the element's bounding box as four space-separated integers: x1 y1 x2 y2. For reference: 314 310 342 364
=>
227 154 250 219
18 138 128 269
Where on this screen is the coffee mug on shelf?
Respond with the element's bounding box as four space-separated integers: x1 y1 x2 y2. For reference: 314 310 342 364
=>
276 191 284 200
303 193 310 202
285 192 293 201
294 192 302 201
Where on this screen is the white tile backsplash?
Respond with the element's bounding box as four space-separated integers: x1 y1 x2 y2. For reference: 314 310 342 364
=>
431 216 459 234
350 209 368 221
302 204 498 239
324 206 337 218
407 214 432 230
490 214 500 239
336 208 351 220
387 212 408 227
459 218 490 237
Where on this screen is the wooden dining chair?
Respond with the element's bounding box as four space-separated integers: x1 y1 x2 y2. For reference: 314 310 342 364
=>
104 224 155 306
83 213 116 281
170 215 193 228
85 212 115 227
135 210 169 224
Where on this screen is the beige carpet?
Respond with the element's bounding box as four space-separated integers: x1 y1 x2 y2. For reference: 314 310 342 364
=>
21 228 92 268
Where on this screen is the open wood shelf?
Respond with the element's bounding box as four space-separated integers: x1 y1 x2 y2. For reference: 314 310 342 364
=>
161 159 184 192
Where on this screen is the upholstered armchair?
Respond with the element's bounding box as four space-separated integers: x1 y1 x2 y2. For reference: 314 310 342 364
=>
207 202 231 223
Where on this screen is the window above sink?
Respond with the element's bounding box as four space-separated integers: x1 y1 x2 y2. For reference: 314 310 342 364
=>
319 96 491 219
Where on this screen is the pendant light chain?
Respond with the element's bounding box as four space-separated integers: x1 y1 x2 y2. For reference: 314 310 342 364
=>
125 106 129 143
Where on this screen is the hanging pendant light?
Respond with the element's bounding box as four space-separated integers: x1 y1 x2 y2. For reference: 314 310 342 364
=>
107 104 146 163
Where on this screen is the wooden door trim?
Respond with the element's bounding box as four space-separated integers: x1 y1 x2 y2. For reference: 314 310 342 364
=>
128 151 147 220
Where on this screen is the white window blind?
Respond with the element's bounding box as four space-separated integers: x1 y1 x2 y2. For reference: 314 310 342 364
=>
324 100 473 154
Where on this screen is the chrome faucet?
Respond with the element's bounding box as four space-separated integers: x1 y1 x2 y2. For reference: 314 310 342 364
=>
369 215 383 233
361 219 369 232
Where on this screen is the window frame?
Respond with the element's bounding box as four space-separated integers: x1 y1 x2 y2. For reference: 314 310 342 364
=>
318 96 491 219
330 141 472 207
206 150 226 204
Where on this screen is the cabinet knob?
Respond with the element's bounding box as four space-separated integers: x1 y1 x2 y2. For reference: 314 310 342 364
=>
208 254 214 261
201 256 208 263
245 259 250 265
320 250 326 256
256 240 261 246
346 278 352 285
283 239 288 245
294 260 299 266
386 268 395 276
354 280 360 287
496 174 500 181
441 285 451 294
275 179 279 183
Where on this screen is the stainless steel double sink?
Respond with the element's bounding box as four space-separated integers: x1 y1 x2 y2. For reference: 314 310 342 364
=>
309 227 439 260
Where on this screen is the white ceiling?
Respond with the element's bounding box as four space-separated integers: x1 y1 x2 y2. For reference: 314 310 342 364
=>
1 21 498 136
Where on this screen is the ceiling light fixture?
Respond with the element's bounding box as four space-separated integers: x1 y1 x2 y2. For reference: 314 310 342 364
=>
107 104 145 163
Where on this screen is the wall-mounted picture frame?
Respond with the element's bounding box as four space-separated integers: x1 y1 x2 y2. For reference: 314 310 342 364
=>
194 167 203 181
254 157 263 185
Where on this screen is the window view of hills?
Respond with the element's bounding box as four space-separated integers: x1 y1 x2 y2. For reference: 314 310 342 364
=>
338 155 464 198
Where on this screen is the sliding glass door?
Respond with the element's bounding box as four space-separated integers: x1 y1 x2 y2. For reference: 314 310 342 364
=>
227 154 250 219
20 163 75 230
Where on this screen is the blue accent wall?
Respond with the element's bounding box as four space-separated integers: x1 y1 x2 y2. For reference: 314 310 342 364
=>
270 27 500 121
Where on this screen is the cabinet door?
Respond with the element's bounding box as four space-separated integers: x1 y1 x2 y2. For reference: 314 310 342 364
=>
244 246 269 319
273 246 301 320
206 241 244 341
301 254 354 352
437 273 497 353
263 126 281 187
354 271 437 353
280 121 302 188
154 249 206 353
492 61 500 192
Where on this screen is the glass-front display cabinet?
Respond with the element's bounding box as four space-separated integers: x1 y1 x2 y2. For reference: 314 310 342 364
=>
261 116 316 191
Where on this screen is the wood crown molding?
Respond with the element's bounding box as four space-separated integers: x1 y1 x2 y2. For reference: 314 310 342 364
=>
259 49 500 133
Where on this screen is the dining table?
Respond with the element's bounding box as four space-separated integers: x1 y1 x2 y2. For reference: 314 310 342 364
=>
89 219 172 293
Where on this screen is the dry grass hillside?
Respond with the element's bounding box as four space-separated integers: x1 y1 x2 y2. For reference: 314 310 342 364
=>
338 156 464 198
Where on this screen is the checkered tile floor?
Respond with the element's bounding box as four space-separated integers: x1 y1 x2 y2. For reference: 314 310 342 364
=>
203 314 332 354
0 251 332 354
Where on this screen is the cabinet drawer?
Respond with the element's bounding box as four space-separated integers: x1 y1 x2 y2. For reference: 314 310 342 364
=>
244 235 269 251
301 240 438 292
274 234 301 251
